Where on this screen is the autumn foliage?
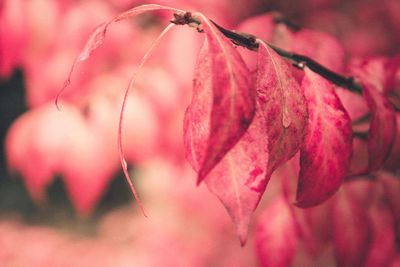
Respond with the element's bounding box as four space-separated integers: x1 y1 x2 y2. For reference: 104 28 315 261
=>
1 0 400 266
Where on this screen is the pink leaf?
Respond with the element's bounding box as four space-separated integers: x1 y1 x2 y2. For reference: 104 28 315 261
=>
255 196 299 267
5 103 118 215
183 39 212 173
334 88 369 121
57 4 182 105
184 38 265 245
281 156 333 254
362 82 396 172
185 13 256 184
0 0 27 78
256 41 308 179
349 56 400 95
296 69 352 207
331 181 373 267
348 57 398 172
364 197 397 267
204 109 269 245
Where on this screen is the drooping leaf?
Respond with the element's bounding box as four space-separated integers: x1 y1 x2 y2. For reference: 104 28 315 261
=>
204 109 269 245
347 57 398 172
256 41 308 180
57 4 182 105
185 13 256 184
184 38 266 245
296 69 352 207
255 196 299 267
0 0 27 78
361 82 396 172
183 39 212 173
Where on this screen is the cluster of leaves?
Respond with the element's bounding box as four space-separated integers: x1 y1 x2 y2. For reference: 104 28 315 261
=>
57 4 400 245
3 1 400 265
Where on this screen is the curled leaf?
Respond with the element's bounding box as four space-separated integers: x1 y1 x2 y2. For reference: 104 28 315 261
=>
361 82 396 172
57 4 182 106
296 69 352 207
185 13 256 184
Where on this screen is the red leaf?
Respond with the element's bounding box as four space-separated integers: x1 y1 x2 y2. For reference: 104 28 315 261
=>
57 4 181 105
296 69 352 207
185 13 256 184
256 41 308 179
204 109 269 245
362 82 396 172
184 38 264 245
255 196 299 267
183 39 212 173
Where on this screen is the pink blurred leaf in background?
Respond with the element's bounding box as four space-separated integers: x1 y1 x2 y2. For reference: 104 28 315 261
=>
0 0 27 78
5 103 119 215
255 196 299 267
331 181 373 267
289 29 345 73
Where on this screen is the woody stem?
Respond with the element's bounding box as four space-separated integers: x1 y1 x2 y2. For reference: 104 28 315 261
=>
171 12 363 94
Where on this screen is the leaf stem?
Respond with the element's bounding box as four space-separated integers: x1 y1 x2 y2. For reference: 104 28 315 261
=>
118 23 176 217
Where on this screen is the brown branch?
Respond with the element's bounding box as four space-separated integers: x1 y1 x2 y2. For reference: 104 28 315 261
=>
171 12 364 95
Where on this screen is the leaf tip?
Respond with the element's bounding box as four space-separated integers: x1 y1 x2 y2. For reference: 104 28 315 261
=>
234 216 250 247
196 173 204 186
239 235 248 247
196 166 211 185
